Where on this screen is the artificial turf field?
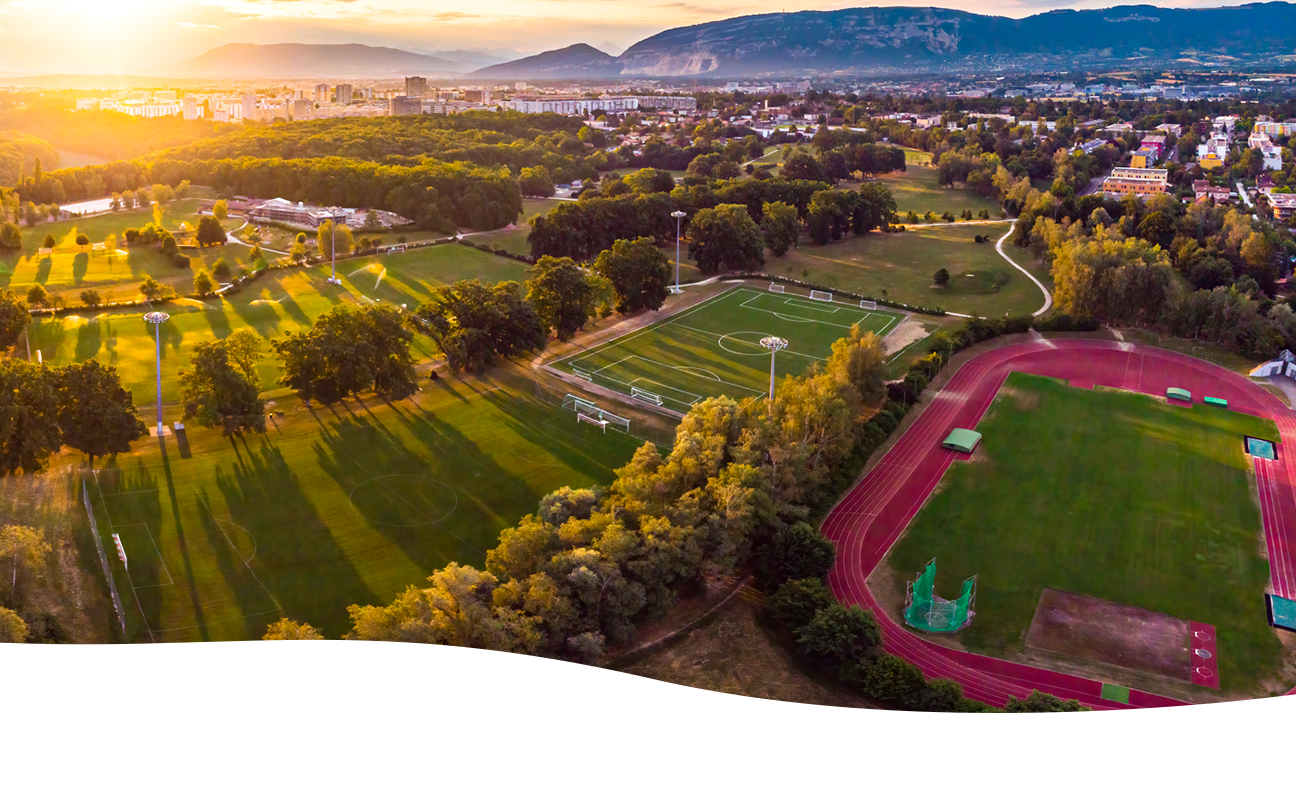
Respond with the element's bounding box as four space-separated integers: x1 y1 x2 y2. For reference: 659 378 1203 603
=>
556 285 902 413
87 371 640 642
29 243 529 404
886 372 1283 695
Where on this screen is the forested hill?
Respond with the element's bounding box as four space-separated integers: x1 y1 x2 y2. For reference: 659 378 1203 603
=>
0 131 59 187
0 103 233 162
477 2 1296 77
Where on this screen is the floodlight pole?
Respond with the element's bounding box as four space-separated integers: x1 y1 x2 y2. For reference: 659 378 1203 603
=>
143 311 171 436
760 336 788 413
328 211 344 284
671 210 686 293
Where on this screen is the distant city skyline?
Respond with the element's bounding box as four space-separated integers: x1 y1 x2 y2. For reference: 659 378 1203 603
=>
1 0 1262 75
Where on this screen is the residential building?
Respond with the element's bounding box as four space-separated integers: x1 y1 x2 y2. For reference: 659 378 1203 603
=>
290 99 313 120
242 92 257 120
1254 120 1296 137
1078 138 1108 154
335 84 353 105
1155 123 1183 137
1214 115 1240 135
1130 149 1155 168
405 76 427 98
182 95 198 121
1198 135 1229 164
389 96 423 116
154 90 177 101
1101 167 1169 198
314 83 329 102
464 89 491 104
515 82 528 91
1193 180 1231 204
75 98 100 110
1139 134 1167 161
505 95 695 115
1267 192 1296 220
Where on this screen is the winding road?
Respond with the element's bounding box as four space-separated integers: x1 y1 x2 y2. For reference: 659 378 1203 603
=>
821 338 1296 709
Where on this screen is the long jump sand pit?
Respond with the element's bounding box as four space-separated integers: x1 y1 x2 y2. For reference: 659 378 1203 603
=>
1025 589 1192 681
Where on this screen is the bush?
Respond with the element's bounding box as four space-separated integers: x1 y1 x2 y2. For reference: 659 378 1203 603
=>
933 268 950 286
42 233 56 249
75 233 90 246
768 578 836 629
855 654 927 707
1005 690 1088 712
123 228 140 243
759 522 836 586
212 258 231 279
79 289 101 307
974 234 984 243
193 269 214 295
794 603 882 681
26 283 49 307
171 252 190 269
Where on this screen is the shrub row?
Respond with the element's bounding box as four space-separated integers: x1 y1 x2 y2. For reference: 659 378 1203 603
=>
458 238 537 265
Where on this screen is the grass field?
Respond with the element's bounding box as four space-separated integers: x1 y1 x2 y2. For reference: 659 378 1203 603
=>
29 243 530 405
879 164 1001 219
886 372 1282 695
765 223 1048 316
86 368 641 641
471 198 562 257
0 200 248 302
556 285 902 413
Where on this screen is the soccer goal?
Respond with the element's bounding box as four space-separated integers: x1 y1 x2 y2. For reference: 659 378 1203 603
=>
387 244 407 254
769 283 786 293
859 299 878 310
809 290 833 303
631 386 664 406
572 369 592 382
563 393 630 433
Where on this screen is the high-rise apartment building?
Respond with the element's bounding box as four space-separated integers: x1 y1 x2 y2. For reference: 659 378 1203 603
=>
182 95 199 121
465 90 491 104
389 96 423 116
291 99 314 120
242 92 257 120
335 84 353 105
314 83 330 102
404 76 427 98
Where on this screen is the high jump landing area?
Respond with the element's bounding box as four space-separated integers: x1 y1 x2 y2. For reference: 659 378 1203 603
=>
821 338 1296 710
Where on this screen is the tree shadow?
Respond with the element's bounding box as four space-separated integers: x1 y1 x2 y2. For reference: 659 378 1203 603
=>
35 256 52 285
72 252 89 283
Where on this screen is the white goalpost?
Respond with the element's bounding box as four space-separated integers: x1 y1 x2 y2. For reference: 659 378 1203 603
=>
769 283 786 293
859 299 878 310
562 393 631 433
631 386 664 406
387 244 407 254
809 290 833 302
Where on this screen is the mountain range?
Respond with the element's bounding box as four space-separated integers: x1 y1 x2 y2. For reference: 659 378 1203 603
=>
475 3 1296 78
153 43 469 78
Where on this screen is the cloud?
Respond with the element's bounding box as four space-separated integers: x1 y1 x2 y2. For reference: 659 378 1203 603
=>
179 22 224 29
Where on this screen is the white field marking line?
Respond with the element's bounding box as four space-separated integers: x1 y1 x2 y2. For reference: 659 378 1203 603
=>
113 522 174 586
221 518 258 564
678 325 831 364
673 365 722 382
204 500 283 614
631 355 766 394
573 354 632 378
559 285 750 367
772 312 816 323
155 608 282 636
996 222 1053 317
538 414 635 450
92 469 156 643
628 378 703 405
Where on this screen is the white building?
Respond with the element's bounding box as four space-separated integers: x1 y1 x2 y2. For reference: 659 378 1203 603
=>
1198 135 1230 162
335 84 353 105
313 83 329 102
242 92 257 120
183 95 199 120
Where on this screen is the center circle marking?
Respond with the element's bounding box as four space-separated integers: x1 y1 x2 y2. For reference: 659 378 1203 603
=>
349 475 458 527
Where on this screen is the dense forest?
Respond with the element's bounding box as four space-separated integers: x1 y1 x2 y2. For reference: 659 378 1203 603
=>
0 131 59 186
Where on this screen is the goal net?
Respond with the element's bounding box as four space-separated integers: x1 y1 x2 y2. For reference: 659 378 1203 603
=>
631 386 663 406
387 244 407 254
577 412 610 432
859 299 878 310
562 393 630 433
904 559 976 633
809 290 833 302
769 283 786 293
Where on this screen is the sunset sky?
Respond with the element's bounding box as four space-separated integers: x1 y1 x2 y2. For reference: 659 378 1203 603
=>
2 0 1252 74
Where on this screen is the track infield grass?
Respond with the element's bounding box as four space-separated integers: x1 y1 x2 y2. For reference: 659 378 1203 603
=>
556 285 902 413
886 372 1282 696
87 370 640 642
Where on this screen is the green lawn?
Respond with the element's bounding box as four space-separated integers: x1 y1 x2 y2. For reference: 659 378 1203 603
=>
0 200 248 302
471 198 562 257
29 243 531 405
886 372 1282 696
880 165 1001 219
556 284 901 413
87 367 640 641
765 223 1049 316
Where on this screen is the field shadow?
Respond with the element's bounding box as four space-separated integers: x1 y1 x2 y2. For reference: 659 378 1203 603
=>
35 256 52 285
72 253 89 283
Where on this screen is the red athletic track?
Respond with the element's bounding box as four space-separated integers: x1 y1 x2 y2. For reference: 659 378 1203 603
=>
823 338 1296 709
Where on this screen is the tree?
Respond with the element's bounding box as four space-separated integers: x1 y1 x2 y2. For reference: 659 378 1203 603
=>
591 237 671 314
195 214 226 247
364 209 381 229
794 603 882 681
41 233 55 249
0 524 49 598
263 618 325 640
519 166 556 198
760 521 835 584
526 256 606 341
54 360 146 463
317 220 355 260
411 280 546 372
212 258 231 279
0 289 31 352
857 654 928 706
688 203 764 273
0 606 26 643
0 360 61 474
0 221 21 250
212 199 229 219
1005 690 1088 712
273 303 418 404
179 338 265 434
934 268 950 286
761 200 801 256
781 152 830 183
26 284 49 308
223 328 265 386
79 289 101 307
138 275 174 301
17 673 173 710
768 577 836 629
193 269 214 295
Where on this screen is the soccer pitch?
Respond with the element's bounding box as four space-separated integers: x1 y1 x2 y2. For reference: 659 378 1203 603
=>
556 285 903 413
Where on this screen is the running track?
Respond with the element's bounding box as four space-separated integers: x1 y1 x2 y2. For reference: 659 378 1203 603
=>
823 339 1296 709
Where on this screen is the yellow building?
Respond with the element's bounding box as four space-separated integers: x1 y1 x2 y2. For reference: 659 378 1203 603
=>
1199 155 1224 170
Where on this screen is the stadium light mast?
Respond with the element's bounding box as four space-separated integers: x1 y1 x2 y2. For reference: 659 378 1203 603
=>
327 210 347 285
760 336 788 413
671 210 687 294
143 311 171 436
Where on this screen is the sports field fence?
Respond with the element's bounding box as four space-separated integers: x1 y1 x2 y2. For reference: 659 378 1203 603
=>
82 479 126 635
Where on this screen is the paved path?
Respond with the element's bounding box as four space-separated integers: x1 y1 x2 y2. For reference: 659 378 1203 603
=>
996 223 1053 317
822 338 1296 708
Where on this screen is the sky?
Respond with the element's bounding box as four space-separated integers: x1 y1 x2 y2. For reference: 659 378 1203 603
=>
0 0 1259 75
